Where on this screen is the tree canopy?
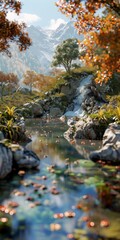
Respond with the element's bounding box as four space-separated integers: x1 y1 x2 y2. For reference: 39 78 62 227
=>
56 0 120 83
0 71 18 99
52 38 80 72
0 0 31 55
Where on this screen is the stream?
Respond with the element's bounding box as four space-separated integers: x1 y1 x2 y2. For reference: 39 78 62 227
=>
0 119 120 240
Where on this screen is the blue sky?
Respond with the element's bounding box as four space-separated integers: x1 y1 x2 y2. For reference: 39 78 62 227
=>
7 0 68 29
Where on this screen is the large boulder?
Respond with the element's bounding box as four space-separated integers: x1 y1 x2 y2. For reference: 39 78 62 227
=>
50 107 63 117
0 143 13 179
0 142 40 179
64 116 104 141
13 148 40 169
89 123 120 164
23 102 43 117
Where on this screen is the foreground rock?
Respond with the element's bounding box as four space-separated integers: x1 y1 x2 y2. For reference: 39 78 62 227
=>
0 142 40 179
90 123 120 164
0 143 13 179
13 148 40 169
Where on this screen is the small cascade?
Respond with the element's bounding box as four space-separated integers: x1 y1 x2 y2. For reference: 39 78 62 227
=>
64 75 93 118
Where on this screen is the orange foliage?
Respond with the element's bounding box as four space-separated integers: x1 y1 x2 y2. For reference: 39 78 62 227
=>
0 0 31 55
56 0 120 83
0 71 18 99
23 71 56 93
0 71 18 83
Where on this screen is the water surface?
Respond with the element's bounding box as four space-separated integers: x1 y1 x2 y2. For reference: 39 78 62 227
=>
0 119 120 240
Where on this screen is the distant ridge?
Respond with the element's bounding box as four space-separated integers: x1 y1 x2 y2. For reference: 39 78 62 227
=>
0 21 83 78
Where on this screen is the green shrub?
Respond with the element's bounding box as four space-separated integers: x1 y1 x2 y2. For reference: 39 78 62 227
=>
0 106 20 140
91 96 120 125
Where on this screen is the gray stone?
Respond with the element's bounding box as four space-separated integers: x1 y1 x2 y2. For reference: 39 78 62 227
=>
13 149 40 169
31 103 43 117
50 107 63 117
0 143 13 179
90 123 120 164
0 142 40 179
0 131 4 140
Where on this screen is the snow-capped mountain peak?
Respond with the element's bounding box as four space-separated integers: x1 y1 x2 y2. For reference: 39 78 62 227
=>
0 21 83 78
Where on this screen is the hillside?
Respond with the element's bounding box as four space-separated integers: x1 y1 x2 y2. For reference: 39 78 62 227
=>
0 22 83 78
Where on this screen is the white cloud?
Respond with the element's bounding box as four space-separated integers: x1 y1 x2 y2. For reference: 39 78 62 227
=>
48 18 67 30
7 12 41 26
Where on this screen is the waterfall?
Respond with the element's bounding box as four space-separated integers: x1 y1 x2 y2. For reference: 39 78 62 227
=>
64 75 93 118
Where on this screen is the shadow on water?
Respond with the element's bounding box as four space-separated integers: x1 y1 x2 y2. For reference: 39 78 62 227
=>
0 119 120 240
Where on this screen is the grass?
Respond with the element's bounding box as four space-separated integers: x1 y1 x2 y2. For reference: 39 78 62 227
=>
0 76 67 112
72 66 96 74
91 95 120 125
0 91 41 112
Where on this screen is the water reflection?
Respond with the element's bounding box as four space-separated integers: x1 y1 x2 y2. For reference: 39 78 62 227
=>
26 118 101 162
0 119 120 240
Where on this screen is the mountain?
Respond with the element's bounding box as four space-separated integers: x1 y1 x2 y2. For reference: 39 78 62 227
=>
0 22 83 78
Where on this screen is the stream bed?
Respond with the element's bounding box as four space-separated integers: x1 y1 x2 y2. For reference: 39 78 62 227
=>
0 119 120 240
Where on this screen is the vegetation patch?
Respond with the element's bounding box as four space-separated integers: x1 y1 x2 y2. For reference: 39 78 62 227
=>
91 95 120 126
0 106 21 141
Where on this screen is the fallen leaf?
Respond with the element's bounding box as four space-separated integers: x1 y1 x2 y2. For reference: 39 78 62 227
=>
50 223 61 231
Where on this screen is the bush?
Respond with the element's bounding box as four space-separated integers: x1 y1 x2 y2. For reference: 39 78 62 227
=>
0 106 20 140
91 96 120 125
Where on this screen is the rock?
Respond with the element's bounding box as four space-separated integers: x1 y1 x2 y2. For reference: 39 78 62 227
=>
20 87 30 94
61 85 72 95
0 143 13 179
17 117 25 133
22 101 44 117
31 102 43 117
50 107 63 117
89 123 120 164
64 117 99 141
102 123 120 146
0 131 4 140
13 149 40 169
0 142 40 179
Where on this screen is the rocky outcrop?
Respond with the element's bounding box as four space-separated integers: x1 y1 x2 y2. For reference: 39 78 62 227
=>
18 101 43 118
17 73 88 118
0 142 40 179
89 123 120 164
0 143 13 179
17 95 67 118
49 107 63 117
63 74 109 141
64 116 105 141
13 148 40 169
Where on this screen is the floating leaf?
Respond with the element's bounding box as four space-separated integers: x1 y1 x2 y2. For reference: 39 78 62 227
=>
53 213 64 219
64 211 75 218
100 219 110 227
50 223 61 231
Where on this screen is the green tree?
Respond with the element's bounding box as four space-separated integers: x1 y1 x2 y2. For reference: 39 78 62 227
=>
52 38 80 73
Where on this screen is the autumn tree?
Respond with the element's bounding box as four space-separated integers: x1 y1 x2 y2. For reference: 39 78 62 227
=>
52 38 80 73
23 71 58 94
23 71 40 94
56 0 120 84
50 68 64 77
0 71 19 100
0 0 31 55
